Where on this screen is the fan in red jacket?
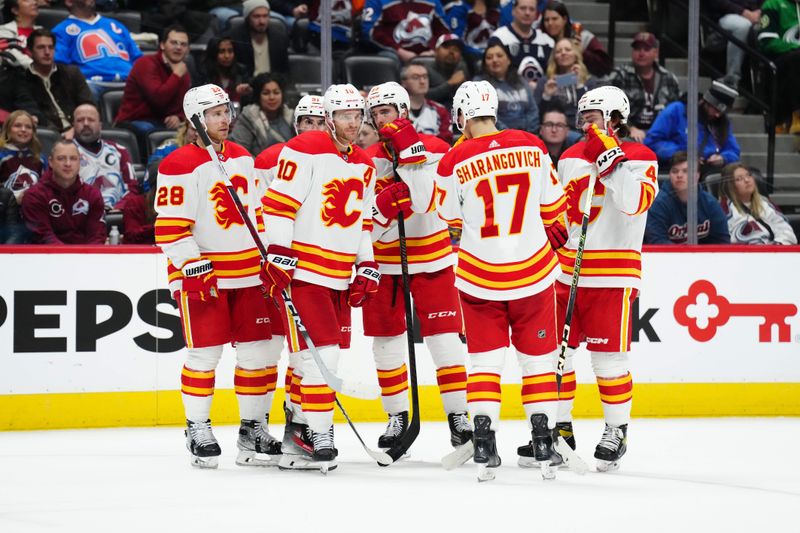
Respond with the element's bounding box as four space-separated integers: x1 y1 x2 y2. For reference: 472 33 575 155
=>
21 141 106 244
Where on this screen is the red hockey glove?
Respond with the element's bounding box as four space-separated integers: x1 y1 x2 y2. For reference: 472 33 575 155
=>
374 181 413 220
260 245 298 298
348 261 381 307
545 221 569 250
380 118 427 165
181 259 218 301
584 123 627 178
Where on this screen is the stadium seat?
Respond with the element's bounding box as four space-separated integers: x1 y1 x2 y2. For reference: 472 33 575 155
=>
109 11 141 33
37 128 60 158
410 56 436 71
102 128 141 166
344 56 400 91
101 90 125 127
36 7 68 29
288 54 321 93
147 130 177 159
105 210 125 235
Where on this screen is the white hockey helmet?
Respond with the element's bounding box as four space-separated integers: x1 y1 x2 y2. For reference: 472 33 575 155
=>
577 86 630 128
366 82 411 126
323 83 365 123
293 94 325 134
183 84 234 127
451 80 498 132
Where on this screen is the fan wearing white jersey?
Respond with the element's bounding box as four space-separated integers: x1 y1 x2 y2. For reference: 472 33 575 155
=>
398 80 570 480
364 82 472 452
154 84 282 470
260 84 379 471
521 86 658 473
254 94 327 450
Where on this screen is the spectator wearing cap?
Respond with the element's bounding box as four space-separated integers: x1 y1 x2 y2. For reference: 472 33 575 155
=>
608 32 681 143
444 0 502 62
420 33 469 110
222 0 289 78
645 79 741 174
708 0 761 87
758 0 800 134
491 0 554 88
401 63 453 143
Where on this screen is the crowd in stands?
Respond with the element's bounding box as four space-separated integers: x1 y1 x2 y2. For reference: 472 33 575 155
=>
0 0 796 246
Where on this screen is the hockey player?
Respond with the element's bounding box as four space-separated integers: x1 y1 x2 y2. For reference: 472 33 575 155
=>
394 80 569 481
518 86 658 472
155 84 282 469
364 82 472 452
253 94 327 458
260 84 379 472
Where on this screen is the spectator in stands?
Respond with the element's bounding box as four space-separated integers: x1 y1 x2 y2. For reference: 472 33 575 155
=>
72 103 137 209
477 37 539 132
357 121 380 150
361 0 450 65
708 0 761 87
209 0 246 31
0 0 40 69
145 120 197 181
21 29 93 138
270 0 309 27
608 32 681 143
401 62 453 143
0 61 43 124
0 183 24 243
645 80 741 174
718 162 797 244
114 164 157 244
200 37 251 106
422 33 468 111
445 0 501 64
114 25 191 136
540 0 611 78
306 0 353 54
21 140 106 244
491 0 553 87
758 0 800 134
644 151 730 244
230 72 294 155
222 0 289 78
538 102 574 163
535 37 597 143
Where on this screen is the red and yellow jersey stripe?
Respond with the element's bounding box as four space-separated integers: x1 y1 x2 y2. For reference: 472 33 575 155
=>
540 194 567 226
556 248 642 279
167 247 262 285
373 229 453 265
292 241 356 281
155 217 194 245
456 243 559 292
262 189 302 221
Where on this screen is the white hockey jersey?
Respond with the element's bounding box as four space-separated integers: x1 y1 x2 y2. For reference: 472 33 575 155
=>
154 141 262 294
369 134 455 275
261 130 377 291
75 139 137 209
431 129 567 301
556 141 658 289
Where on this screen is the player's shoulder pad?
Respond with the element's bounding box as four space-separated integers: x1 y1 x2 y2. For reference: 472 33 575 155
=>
621 141 657 162
285 130 337 155
349 144 376 167
560 141 590 161
420 134 451 154
158 144 210 176
254 142 285 170
366 142 391 161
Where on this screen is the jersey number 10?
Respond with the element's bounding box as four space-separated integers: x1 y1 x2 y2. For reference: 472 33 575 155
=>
475 172 530 238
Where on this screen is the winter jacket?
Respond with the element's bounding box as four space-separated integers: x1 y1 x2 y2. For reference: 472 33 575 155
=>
720 195 798 245
115 191 155 244
221 19 290 77
758 0 800 57
0 186 27 244
644 179 730 244
425 57 469 110
21 63 93 132
607 63 682 130
21 170 106 244
229 104 294 156
115 50 191 124
477 75 539 133
644 101 741 165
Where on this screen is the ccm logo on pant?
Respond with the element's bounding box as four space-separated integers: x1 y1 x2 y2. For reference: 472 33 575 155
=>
427 311 457 319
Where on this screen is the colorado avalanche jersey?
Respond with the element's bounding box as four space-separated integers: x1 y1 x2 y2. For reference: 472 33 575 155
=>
0 146 46 201
261 130 377 290
444 1 500 55
75 140 136 209
432 129 566 301
556 141 658 289
491 25 553 82
369 134 454 275
362 0 451 53
53 15 142 81
155 141 263 294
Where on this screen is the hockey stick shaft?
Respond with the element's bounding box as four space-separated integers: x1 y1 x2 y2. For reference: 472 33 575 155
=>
191 117 388 464
556 173 597 389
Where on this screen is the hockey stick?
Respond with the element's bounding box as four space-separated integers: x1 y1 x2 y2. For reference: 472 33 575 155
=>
556 172 597 388
191 116 390 466
383 155 421 464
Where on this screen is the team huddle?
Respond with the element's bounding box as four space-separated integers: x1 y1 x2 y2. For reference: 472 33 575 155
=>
154 78 659 481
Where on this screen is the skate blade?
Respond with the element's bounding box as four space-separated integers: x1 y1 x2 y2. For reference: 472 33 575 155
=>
539 460 556 481
596 459 620 473
554 438 588 475
318 461 338 474
235 449 281 467
442 441 473 470
476 463 496 482
517 456 561 469
190 455 219 469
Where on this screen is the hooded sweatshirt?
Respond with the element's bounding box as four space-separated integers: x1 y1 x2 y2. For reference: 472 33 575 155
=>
644 179 730 244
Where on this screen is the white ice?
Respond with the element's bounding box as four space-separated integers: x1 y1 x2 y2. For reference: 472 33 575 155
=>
1 418 799 532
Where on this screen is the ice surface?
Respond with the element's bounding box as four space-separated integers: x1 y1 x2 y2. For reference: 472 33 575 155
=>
1 418 798 532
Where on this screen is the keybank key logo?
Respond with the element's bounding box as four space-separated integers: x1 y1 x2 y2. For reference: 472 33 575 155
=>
673 280 797 342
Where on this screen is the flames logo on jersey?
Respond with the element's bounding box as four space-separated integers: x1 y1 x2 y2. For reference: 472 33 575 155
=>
393 12 433 47
321 178 363 228
564 174 605 225
209 175 248 229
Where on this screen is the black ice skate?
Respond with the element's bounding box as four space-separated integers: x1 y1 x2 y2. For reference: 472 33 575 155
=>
278 416 315 470
529 414 557 480
472 415 501 482
594 423 627 472
236 415 282 467
185 419 221 469
440 412 474 469
517 425 589 475
310 426 338 474
377 411 408 449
